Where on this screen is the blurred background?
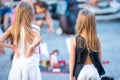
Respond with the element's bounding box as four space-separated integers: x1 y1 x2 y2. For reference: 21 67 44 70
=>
0 0 120 80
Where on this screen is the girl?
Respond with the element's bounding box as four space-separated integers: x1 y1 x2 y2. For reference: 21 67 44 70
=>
0 1 42 80
69 9 101 80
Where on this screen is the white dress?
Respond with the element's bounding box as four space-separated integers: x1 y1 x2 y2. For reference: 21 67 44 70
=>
8 26 42 80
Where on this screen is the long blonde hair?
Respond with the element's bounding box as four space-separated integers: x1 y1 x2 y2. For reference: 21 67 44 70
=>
10 1 35 46
75 9 99 51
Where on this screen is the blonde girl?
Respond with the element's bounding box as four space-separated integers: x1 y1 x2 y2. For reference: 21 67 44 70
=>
0 1 42 80
69 9 101 80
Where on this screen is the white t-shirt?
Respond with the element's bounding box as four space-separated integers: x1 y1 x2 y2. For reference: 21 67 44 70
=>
50 54 58 66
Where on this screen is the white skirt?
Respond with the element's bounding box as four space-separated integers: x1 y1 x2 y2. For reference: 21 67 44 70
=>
8 54 42 80
77 64 100 80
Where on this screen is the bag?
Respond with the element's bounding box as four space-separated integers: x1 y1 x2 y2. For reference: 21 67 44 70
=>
101 76 114 80
88 50 105 75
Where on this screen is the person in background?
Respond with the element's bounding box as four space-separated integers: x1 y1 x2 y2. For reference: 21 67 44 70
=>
85 0 100 14
11 0 36 24
49 49 66 71
49 50 59 70
0 1 42 80
86 0 100 7
107 0 120 10
69 9 101 80
0 0 12 32
34 0 54 33
56 0 80 34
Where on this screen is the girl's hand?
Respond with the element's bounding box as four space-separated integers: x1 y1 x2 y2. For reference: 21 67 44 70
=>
25 47 34 58
69 76 76 80
0 47 5 56
11 45 17 52
15 53 20 58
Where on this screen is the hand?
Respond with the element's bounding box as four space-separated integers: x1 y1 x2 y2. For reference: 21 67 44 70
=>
69 76 76 80
15 53 20 58
0 47 5 56
25 49 31 58
11 45 17 53
25 54 30 58
47 27 53 33
25 47 34 58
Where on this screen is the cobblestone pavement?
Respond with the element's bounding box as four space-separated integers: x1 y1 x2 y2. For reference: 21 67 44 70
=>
0 20 120 80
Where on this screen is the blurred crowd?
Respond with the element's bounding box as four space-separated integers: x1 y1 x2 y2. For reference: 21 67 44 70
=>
0 0 12 32
0 0 120 34
0 0 54 33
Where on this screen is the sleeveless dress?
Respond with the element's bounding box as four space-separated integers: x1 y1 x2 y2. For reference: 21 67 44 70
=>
8 26 42 80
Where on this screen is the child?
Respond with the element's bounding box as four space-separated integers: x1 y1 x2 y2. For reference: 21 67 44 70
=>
49 49 66 71
0 1 42 80
69 9 101 80
34 0 53 33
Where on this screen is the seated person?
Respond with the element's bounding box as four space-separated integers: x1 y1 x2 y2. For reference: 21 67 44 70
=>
49 50 66 70
34 0 54 33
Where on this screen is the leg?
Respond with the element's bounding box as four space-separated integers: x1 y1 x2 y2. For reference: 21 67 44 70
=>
59 15 74 34
3 13 10 31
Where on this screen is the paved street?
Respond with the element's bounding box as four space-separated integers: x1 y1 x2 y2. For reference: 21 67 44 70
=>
0 20 120 80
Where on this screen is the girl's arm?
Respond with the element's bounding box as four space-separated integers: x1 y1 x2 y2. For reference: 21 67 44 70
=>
0 27 11 42
45 11 54 33
69 37 76 80
0 27 13 49
0 42 14 49
25 31 41 58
